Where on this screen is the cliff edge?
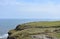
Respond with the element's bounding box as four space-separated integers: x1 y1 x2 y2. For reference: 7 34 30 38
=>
7 21 60 39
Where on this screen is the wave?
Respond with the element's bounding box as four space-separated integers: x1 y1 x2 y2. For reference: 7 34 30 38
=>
0 34 8 38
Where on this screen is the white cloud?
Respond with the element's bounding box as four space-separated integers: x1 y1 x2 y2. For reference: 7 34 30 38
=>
16 1 60 13
0 0 60 19
16 0 60 19
0 0 16 6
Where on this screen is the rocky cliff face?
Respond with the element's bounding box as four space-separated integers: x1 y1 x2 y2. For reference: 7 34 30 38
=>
7 22 60 39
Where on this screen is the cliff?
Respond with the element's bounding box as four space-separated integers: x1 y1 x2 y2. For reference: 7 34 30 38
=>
7 21 60 39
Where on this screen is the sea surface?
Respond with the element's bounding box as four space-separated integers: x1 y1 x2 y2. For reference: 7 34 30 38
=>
0 19 58 39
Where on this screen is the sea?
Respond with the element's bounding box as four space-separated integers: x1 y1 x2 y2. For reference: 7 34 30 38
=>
0 19 58 39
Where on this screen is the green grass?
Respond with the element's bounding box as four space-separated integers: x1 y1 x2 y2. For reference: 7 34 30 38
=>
21 21 60 27
55 33 60 38
8 21 60 39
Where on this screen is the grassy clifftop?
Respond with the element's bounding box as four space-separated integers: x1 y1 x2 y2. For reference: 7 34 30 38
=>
7 21 60 39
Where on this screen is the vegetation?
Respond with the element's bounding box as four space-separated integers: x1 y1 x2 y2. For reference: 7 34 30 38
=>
7 21 60 39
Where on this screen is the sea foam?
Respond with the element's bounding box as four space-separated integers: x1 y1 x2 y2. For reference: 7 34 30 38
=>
0 34 8 38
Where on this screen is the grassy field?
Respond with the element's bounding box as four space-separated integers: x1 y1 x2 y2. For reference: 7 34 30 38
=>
7 21 60 39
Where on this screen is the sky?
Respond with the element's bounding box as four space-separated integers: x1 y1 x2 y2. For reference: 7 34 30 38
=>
0 0 60 19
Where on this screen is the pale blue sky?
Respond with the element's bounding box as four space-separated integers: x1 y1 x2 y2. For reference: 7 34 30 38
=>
0 0 60 19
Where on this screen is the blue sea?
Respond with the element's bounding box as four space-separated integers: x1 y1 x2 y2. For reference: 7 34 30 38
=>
0 19 58 39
